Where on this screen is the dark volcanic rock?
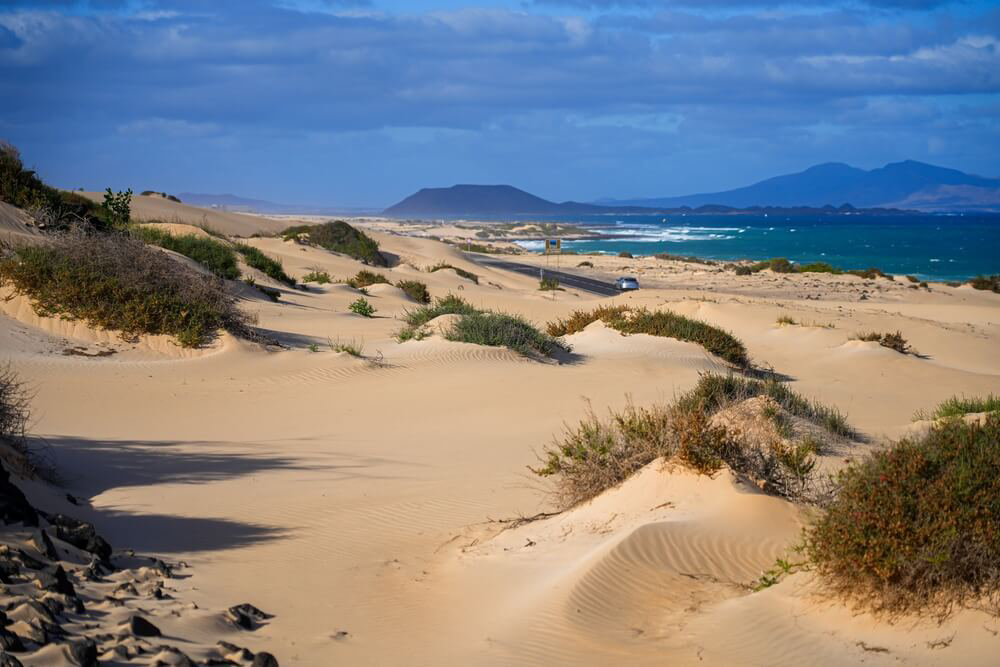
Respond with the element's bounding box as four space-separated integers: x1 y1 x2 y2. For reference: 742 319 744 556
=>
225 604 273 631
0 652 24 667
0 463 37 527
252 652 279 667
33 565 76 597
30 531 58 561
128 614 161 637
0 628 24 652
43 514 111 562
67 639 98 667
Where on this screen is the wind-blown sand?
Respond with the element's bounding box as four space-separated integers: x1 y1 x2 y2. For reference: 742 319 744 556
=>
2 203 999 665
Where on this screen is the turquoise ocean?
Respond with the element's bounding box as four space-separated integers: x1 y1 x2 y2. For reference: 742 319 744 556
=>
509 213 1000 282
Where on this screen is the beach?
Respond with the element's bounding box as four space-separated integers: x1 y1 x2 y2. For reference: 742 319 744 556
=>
2 199 1000 665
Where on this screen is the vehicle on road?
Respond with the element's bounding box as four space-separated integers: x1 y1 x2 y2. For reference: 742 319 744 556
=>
615 276 640 291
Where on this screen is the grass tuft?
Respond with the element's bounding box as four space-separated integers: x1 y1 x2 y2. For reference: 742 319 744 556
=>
446 311 567 357
852 330 911 354
234 244 296 286
349 297 376 317
347 270 389 289
395 279 431 303
913 394 1000 421
301 270 331 284
428 262 479 284
132 226 240 280
546 305 748 367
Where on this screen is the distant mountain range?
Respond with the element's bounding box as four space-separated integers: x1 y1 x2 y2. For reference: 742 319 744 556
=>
176 193 378 216
600 160 1000 211
383 161 1000 217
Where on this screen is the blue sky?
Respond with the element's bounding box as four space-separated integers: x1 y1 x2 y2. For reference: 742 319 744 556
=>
1 0 998 207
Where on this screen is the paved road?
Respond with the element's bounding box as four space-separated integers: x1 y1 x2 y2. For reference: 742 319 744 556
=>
470 255 621 297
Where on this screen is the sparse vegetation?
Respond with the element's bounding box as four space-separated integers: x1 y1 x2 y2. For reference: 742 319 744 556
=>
132 226 240 280
675 373 856 440
347 270 389 289
807 414 1000 616
533 374 850 508
618 251 633 259
737 257 894 280
546 305 748 367
328 337 364 357
0 231 258 347
776 315 797 326
539 276 561 291
905 275 919 283
140 190 182 203
301 270 331 284
395 280 430 303
853 331 911 354
428 262 479 284
282 221 387 267
969 274 1000 293
447 311 567 358
349 297 376 317
400 294 478 331
577 261 593 268
654 253 716 265
234 244 296 286
751 257 796 273
914 394 1000 421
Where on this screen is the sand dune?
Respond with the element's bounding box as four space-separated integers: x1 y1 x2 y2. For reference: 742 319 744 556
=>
2 217 999 665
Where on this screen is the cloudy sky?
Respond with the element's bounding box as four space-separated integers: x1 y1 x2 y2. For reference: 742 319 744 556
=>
1 0 998 207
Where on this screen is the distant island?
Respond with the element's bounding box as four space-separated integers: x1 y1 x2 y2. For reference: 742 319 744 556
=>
382 184 918 218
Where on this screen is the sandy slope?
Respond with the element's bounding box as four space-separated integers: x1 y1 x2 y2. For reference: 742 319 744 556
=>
2 220 999 665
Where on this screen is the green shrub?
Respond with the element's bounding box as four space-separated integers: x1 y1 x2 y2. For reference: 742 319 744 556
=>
301 270 331 284
751 257 796 273
282 220 387 266
546 305 748 367
539 276 561 291
969 275 1000 293
734 265 753 276
654 253 715 265
0 232 258 347
446 311 567 358
0 142 111 231
428 262 479 284
847 267 893 280
675 373 856 439
797 261 840 274
807 414 1000 616
914 394 1000 421
347 270 389 289
234 244 295 286
396 280 430 303
101 188 132 231
349 297 376 317
132 226 240 280
618 251 633 259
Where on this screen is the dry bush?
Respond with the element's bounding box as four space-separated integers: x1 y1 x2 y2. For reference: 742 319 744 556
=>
0 230 262 347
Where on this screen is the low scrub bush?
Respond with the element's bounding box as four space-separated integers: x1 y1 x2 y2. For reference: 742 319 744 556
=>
905 275 920 283
349 297 376 317
807 414 1000 616
347 270 389 289
577 261 593 268
0 232 258 347
396 280 430 303
969 274 1000 293
133 226 240 280
914 394 1000 421
446 311 567 358
853 331 911 354
428 262 479 284
776 315 797 326
534 376 845 508
618 251 633 259
234 244 295 286
654 253 715 265
282 221 387 266
676 373 856 439
546 305 748 367
301 270 331 284
734 265 753 276
402 294 478 329
751 257 795 273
